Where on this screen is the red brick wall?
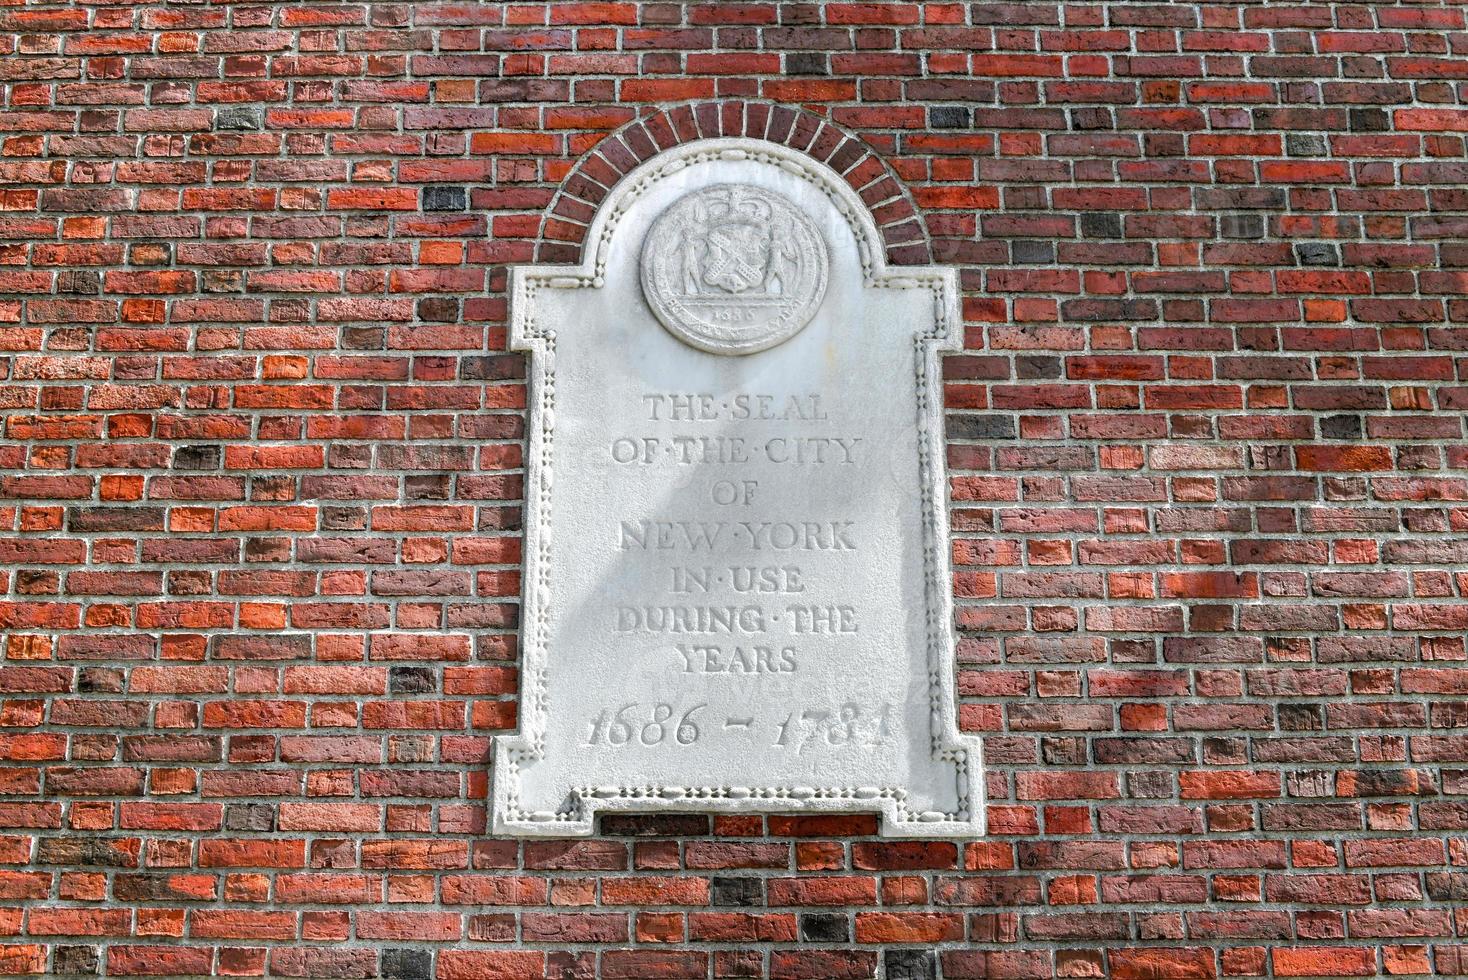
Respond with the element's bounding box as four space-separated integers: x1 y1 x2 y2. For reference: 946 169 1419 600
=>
2 2 1467 978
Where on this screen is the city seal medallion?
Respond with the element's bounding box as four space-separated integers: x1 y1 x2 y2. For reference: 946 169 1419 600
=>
639 184 829 355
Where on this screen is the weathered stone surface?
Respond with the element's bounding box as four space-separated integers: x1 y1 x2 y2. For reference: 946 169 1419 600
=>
493 138 980 837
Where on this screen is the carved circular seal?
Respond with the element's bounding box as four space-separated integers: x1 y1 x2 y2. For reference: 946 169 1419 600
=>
640 184 829 356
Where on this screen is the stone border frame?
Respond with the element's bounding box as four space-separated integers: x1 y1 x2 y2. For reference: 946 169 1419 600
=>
535 100 935 267
495 135 983 838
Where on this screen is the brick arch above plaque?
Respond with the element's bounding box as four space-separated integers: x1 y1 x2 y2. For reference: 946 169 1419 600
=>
535 101 934 268
494 137 983 838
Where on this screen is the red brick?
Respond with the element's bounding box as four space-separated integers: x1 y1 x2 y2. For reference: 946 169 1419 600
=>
1273 946 1376 977
1111 948 1217 979
0 20 1462 976
853 912 963 943
437 950 544 980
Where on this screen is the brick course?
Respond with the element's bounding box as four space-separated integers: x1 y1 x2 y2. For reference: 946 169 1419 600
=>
2 1 1468 977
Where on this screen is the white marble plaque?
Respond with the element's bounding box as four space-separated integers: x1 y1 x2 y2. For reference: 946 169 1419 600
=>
492 138 982 837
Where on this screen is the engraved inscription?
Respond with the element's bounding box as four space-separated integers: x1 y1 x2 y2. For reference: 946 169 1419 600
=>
583 699 894 753
607 391 866 678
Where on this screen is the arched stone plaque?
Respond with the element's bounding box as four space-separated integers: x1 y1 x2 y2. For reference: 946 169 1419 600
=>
493 138 983 837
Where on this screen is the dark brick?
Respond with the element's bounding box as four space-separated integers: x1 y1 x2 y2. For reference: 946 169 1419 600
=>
1016 355 1061 379
382 949 431 980
1321 414 1363 440
1296 242 1340 266
710 877 763 907
1013 240 1055 264
173 446 221 470
423 186 467 211
53 947 100 977
1286 132 1328 156
785 52 828 74
389 666 437 694
930 106 970 129
601 814 711 836
885 950 937 980
947 415 1017 440
1080 212 1123 239
216 106 262 131
800 913 850 943
1221 213 1265 239
1350 108 1389 132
